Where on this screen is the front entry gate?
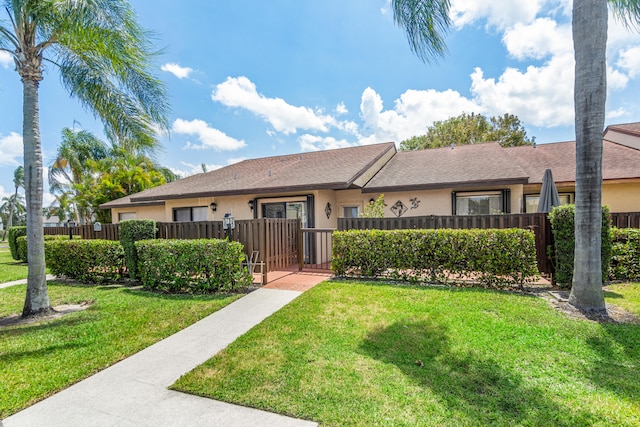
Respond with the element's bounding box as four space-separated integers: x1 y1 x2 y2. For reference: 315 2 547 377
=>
299 228 335 271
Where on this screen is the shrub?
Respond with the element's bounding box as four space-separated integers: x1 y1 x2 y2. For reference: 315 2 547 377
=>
45 239 125 283
548 205 611 288
332 228 538 287
7 226 26 260
609 227 640 282
136 239 252 293
119 219 156 280
16 234 80 263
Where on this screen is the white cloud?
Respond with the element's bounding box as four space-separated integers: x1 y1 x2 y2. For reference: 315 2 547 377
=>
336 102 348 115
617 46 640 79
471 56 575 128
161 63 193 79
0 132 23 166
503 18 572 60
0 51 12 68
170 161 224 177
358 87 481 145
450 0 549 30
173 118 246 151
299 135 354 152
212 76 333 134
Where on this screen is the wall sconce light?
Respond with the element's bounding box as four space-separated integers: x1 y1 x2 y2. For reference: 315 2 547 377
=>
325 202 332 219
248 200 254 211
369 198 375 205
210 202 217 212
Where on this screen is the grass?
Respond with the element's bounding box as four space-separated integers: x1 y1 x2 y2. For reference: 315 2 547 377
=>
173 281 640 427
0 248 29 283
0 282 241 418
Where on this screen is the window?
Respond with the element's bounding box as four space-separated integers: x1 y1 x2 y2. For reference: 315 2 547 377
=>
119 212 136 221
342 206 359 218
524 193 573 213
172 206 208 222
452 190 510 215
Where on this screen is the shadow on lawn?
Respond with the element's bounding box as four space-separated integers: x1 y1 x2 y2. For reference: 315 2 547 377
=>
360 320 598 426
585 323 640 401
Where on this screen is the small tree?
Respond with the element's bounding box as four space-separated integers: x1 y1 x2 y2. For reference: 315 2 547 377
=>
361 195 386 218
400 113 532 151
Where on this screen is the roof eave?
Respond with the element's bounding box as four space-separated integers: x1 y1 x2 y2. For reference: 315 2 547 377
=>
362 177 529 193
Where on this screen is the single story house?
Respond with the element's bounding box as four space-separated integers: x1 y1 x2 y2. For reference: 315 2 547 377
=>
101 122 640 227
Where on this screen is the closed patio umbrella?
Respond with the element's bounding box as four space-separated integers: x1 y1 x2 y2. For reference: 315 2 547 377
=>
537 168 561 213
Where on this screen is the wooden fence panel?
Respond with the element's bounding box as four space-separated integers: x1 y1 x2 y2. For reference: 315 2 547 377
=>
611 212 640 228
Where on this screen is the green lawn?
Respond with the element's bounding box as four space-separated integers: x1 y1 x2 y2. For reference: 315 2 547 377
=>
0 282 241 418
173 281 640 427
0 248 29 283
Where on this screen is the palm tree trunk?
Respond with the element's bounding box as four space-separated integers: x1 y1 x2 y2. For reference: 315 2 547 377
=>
21 77 52 317
569 0 607 310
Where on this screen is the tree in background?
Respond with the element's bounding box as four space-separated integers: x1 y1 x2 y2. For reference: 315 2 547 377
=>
360 194 386 218
0 0 169 317
399 113 532 151
49 127 109 224
1 166 24 241
73 149 177 223
0 193 26 229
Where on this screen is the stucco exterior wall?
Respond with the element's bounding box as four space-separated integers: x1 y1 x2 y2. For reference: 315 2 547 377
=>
605 130 640 150
603 181 640 212
111 205 165 224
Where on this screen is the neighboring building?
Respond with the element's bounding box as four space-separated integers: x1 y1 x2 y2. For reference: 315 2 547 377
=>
101 122 640 225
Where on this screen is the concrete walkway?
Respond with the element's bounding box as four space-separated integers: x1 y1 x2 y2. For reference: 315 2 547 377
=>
3 283 326 426
0 275 56 289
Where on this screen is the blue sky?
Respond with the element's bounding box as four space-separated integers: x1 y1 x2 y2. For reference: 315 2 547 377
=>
2 0 640 207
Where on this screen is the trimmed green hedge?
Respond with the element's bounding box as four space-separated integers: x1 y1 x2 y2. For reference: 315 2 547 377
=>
7 226 26 260
119 219 156 280
548 205 611 288
610 228 640 282
16 234 80 263
332 228 539 287
45 239 125 283
136 239 252 293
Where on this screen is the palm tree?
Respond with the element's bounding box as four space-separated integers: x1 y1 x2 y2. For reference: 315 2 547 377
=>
49 127 109 224
1 166 24 241
0 1 169 317
391 0 640 311
570 1 640 310
0 193 26 228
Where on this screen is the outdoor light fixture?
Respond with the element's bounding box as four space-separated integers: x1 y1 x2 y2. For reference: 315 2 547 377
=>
248 200 254 211
369 198 375 204
325 202 332 219
222 213 235 240
65 219 76 240
210 202 217 212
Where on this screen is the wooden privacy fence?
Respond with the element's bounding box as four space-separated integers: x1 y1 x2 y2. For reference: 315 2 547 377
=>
44 219 301 277
338 213 554 275
610 212 640 228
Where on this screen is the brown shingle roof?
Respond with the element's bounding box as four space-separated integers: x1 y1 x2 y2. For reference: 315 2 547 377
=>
505 140 640 184
605 122 640 138
101 142 396 207
363 142 529 193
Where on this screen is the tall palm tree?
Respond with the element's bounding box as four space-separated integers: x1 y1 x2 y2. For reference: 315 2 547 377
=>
0 1 169 317
1 165 24 241
570 1 640 310
391 0 640 311
49 127 109 224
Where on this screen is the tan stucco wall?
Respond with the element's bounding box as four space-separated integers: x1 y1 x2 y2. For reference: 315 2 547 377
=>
603 181 640 212
605 130 640 150
336 184 524 217
111 205 166 224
